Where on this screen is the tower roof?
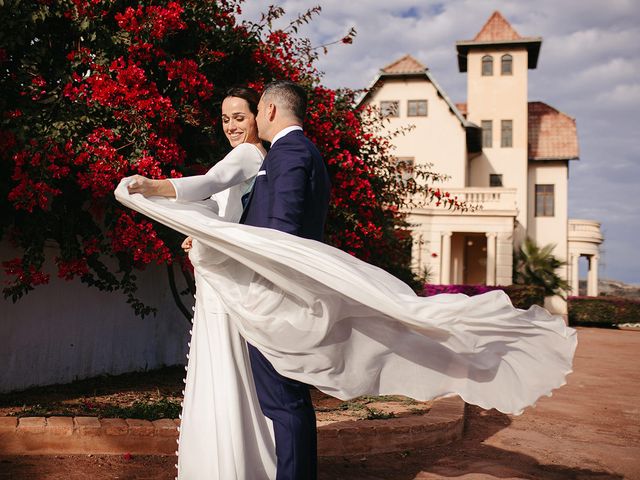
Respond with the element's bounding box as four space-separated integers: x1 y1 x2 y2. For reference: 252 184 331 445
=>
455 11 542 72
474 11 522 42
382 54 426 74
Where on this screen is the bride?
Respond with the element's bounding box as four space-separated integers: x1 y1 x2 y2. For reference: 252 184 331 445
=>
119 88 577 480
127 86 277 479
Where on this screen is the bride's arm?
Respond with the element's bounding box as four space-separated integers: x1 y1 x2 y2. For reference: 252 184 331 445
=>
127 176 177 197
126 143 263 200
168 143 263 202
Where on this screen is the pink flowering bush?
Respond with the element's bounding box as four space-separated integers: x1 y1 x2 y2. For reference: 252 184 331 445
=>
423 284 545 309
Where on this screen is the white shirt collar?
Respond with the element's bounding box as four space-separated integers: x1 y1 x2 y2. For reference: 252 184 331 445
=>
270 126 303 147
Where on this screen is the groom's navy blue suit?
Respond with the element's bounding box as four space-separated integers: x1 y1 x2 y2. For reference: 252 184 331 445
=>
240 128 330 480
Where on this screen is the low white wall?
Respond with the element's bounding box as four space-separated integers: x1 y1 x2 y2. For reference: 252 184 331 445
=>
0 243 191 393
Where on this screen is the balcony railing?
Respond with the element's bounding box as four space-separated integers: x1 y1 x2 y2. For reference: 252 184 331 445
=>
412 187 518 214
568 219 604 244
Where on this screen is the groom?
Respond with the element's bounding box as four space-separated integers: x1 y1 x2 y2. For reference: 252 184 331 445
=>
240 80 330 479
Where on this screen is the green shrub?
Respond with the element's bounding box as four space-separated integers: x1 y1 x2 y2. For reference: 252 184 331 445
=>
502 285 546 309
568 296 640 327
100 397 182 420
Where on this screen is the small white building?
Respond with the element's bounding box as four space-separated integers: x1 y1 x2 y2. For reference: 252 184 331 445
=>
360 11 603 313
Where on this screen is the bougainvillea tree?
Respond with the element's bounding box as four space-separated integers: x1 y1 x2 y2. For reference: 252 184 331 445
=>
0 1 461 318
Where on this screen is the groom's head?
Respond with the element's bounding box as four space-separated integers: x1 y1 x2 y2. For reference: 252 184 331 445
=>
256 81 307 142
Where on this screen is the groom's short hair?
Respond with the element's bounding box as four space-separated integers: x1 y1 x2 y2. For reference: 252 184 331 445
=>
262 81 307 123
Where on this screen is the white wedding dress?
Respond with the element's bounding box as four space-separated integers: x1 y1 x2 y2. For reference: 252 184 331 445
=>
164 143 277 479
115 168 576 478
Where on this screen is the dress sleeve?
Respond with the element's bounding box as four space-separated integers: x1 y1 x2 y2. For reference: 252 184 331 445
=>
168 143 263 202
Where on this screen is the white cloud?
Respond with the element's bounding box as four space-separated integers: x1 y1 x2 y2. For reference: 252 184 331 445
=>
595 82 640 106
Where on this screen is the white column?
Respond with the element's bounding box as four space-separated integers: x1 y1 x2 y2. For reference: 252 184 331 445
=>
441 232 452 284
485 232 497 286
496 232 514 286
587 255 599 297
571 254 580 296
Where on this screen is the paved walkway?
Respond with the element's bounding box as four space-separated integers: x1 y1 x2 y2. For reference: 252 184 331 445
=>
1 327 638 479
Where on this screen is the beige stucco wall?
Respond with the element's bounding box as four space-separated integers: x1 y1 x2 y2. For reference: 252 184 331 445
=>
527 161 569 263
466 48 529 228
528 161 569 314
367 77 468 187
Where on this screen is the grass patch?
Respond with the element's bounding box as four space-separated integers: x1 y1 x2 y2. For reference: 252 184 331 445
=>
363 407 396 420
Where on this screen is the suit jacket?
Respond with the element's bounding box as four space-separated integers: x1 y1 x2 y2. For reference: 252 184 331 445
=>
240 130 330 241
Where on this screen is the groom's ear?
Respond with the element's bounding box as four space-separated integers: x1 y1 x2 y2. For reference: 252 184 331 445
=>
267 103 277 121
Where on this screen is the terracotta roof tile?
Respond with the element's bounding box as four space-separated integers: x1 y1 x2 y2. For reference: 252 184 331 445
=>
474 11 522 42
382 54 426 74
528 102 579 160
455 102 468 116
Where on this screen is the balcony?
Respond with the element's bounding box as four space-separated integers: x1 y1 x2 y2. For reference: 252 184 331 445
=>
568 219 604 245
411 187 518 215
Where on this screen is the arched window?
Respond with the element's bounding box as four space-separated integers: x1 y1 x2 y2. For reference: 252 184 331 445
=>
482 55 493 76
501 54 513 75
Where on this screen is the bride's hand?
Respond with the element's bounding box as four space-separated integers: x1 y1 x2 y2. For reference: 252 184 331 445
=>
127 175 156 196
182 236 193 252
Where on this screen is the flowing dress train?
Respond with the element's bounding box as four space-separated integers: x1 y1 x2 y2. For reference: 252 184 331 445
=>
115 179 577 421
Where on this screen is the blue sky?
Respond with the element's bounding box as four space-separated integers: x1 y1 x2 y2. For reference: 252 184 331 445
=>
240 1 640 284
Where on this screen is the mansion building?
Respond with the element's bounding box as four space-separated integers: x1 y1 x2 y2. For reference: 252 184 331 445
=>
359 11 603 313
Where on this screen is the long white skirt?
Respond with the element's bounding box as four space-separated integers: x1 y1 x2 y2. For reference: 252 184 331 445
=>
115 178 576 475
177 266 276 479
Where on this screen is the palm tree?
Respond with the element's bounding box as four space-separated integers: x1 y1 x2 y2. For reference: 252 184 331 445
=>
513 237 570 297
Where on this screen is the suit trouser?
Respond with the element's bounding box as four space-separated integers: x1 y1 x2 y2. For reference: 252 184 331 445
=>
248 343 317 480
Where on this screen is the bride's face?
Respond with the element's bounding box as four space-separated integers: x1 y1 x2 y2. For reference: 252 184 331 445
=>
221 96 259 148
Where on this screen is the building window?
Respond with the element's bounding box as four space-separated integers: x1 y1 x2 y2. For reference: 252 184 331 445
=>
489 174 503 187
481 120 492 148
482 55 493 76
501 120 513 147
407 100 428 117
394 157 414 185
535 184 555 217
501 54 513 75
380 100 399 117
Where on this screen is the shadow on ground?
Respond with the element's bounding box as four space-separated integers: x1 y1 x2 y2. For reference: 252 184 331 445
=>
318 405 624 480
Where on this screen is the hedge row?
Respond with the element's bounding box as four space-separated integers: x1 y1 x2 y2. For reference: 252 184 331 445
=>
422 284 545 309
568 296 640 326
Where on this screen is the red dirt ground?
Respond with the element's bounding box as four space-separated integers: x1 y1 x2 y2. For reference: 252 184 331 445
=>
1 327 638 479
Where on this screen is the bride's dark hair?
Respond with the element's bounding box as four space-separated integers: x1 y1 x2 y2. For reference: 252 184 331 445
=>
224 86 260 115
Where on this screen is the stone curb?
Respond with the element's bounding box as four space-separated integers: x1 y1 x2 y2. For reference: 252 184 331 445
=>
0 396 465 456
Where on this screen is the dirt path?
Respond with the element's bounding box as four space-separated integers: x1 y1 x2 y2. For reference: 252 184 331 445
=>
1 327 638 479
